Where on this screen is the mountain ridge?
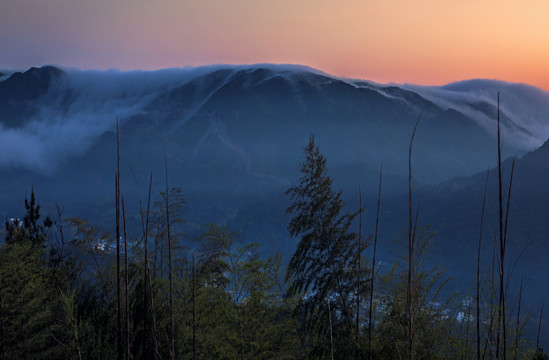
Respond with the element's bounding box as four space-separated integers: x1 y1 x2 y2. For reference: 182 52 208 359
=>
2 64 542 182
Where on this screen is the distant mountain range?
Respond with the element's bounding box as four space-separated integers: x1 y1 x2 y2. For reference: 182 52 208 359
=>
2 65 549 180
2 65 549 308
1 63 549 242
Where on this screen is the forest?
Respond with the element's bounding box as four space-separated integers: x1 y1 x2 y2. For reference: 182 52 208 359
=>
1 125 547 360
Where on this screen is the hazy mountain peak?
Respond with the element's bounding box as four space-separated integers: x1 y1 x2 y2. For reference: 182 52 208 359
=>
0 63 547 183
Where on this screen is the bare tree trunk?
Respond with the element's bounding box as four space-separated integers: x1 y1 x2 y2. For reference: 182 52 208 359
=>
408 114 421 360
131 168 152 357
496 93 511 360
503 160 515 251
368 163 382 360
355 185 362 360
116 119 122 360
164 149 175 360
193 253 197 360
145 174 157 358
483 234 498 360
0 273 5 360
513 276 523 360
477 171 489 360
328 299 334 360
496 91 503 360
147 251 160 359
140 173 159 359
153 225 159 279
537 300 545 351
144 174 152 357
122 196 130 360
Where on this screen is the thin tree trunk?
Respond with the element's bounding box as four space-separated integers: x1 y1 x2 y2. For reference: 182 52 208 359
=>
483 234 498 360
140 173 159 359
496 92 508 360
0 273 5 360
513 276 523 360
368 163 382 360
116 119 122 360
164 149 175 360
328 299 334 360
355 185 362 360
142 174 152 357
147 256 160 359
132 173 158 360
122 195 130 360
131 168 152 357
408 114 421 360
153 225 159 279
503 160 515 249
477 171 489 360
193 253 197 360
537 300 545 350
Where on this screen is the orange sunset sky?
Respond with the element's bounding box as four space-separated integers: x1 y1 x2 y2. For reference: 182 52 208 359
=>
1 0 549 91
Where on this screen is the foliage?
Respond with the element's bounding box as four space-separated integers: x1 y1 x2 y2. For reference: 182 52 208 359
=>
372 226 461 359
0 151 544 359
4 189 52 247
285 135 371 359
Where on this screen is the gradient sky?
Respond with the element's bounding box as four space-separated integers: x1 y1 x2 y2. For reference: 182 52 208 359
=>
2 0 549 90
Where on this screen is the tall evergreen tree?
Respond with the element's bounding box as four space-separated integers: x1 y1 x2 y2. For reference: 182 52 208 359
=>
285 135 363 358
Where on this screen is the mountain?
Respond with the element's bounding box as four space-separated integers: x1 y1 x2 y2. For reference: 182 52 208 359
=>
380 138 549 344
0 65 548 246
413 137 549 273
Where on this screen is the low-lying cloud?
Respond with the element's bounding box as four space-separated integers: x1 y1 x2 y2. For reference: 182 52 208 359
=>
403 80 549 150
0 66 221 173
2 66 549 175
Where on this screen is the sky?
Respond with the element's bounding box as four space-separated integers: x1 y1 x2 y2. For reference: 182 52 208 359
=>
1 0 549 91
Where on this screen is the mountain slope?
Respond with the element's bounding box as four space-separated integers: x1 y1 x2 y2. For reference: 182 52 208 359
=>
1 65 542 183
1 64 548 251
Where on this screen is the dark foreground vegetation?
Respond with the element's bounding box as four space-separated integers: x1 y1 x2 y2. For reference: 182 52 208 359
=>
1 128 547 359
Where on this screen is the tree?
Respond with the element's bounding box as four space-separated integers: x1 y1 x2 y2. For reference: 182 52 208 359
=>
0 191 75 359
5 189 52 247
373 225 458 360
285 135 365 358
533 348 549 360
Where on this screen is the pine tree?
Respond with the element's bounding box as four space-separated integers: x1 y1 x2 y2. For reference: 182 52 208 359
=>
285 135 362 358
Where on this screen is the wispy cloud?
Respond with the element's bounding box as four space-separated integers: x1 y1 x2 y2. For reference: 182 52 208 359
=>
403 80 549 150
